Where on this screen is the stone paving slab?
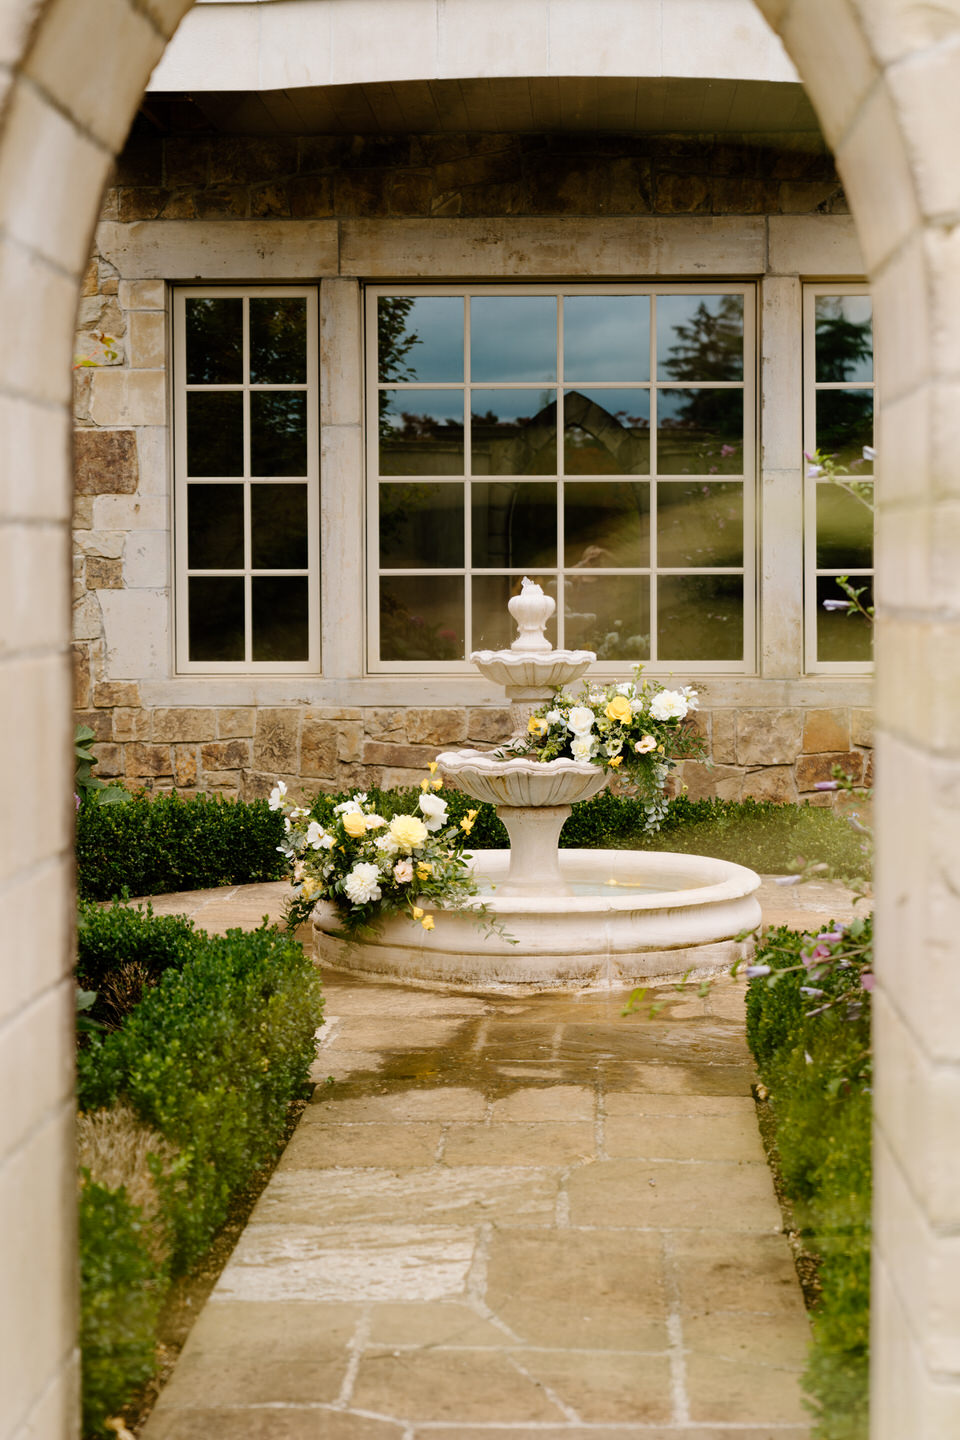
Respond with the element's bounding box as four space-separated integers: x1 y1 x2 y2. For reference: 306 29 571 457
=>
132 873 855 1439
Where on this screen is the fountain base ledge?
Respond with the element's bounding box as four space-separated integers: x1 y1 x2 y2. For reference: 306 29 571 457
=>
312 849 762 991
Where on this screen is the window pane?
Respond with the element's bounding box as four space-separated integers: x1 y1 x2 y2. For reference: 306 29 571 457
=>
564 575 650 661
815 389 874 472
472 482 556 569
471 297 557 382
188 577 245 661
187 392 243 476
816 483 874 569
378 296 464 383
251 393 307 476
657 481 743 567
563 295 650 382
380 483 464 568
185 297 242 384
658 575 743 661
471 390 557 475
379 390 464 476
250 297 307 384
817 575 873 662
657 390 743 475
473 574 557 651
564 482 650 568
188 483 244 569
251 484 308 569
563 388 650 475
252 577 309 661
815 296 873 382
657 295 744 381
380 576 465 661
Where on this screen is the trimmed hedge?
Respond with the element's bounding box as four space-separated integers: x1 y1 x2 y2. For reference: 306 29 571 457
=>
746 921 872 1440
76 791 285 901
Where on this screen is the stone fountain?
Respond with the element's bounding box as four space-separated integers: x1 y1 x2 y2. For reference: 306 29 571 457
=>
313 579 761 989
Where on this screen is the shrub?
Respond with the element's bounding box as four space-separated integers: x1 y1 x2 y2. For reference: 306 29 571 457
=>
79 1177 165 1438
77 903 201 1030
76 792 285 901
77 919 324 1271
746 921 872 1440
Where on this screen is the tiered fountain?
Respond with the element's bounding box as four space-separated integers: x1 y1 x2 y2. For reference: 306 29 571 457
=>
314 580 761 989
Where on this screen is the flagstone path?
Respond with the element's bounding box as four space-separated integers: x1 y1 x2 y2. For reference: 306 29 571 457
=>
137 877 861 1440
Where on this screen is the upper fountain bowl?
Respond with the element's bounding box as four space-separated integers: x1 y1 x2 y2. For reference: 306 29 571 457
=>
437 748 608 808
470 649 594 700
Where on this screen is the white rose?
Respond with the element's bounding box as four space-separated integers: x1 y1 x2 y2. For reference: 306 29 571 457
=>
268 780 288 811
649 690 688 721
364 813 386 830
545 709 564 726
571 735 595 761
418 791 449 832
568 705 595 735
334 798 362 816
343 862 382 905
616 682 632 696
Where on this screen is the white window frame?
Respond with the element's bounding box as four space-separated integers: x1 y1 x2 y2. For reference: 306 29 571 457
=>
172 284 321 675
802 282 874 676
364 282 757 677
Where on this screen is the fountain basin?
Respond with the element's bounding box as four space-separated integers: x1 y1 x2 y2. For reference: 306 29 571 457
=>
313 848 762 991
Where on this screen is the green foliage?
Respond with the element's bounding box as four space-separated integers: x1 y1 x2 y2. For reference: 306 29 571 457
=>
78 920 324 1271
746 921 872 1440
76 791 285 901
79 1177 165 1437
77 901 200 994
308 786 868 877
75 724 129 807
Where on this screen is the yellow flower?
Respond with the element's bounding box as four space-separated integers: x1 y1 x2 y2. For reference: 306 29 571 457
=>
389 813 429 850
608 755 622 767
416 861 433 879
420 778 430 791
301 877 320 901
460 818 474 834
342 810 367 838
421 914 435 931
431 780 443 790
411 905 424 919
606 695 632 724
528 715 548 737
657 744 664 754
428 760 438 774
467 809 479 820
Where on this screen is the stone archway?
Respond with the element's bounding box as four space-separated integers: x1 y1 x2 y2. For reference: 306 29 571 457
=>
1 2 957 1435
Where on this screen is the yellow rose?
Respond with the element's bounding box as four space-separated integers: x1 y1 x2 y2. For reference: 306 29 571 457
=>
411 905 424 919
342 810 367 838
421 914 435 931
606 695 632 724
301 877 320 901
416 861 433 879
389 813 429 850
528 715 548 737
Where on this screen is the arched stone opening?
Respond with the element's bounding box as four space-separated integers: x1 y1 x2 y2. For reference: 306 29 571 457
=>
1 2 957 1435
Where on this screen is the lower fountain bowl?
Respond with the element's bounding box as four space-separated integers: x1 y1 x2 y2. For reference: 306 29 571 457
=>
312 849 762 991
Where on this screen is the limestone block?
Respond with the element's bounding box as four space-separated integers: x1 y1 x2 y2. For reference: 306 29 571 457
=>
100 589 168 679
736 709 801 766
112 709 148 743
302 718 338 778
136 428 169 498
382 767 438 790
126 743 172 778
253 709 301 774
741 766 798 804
152 709 217 743
118 279 165 311
74 708 111 742
796 751 864 791
200 772 240 796
92 495 167 531
124 531 169 589
92 681 139 709
321 279 362 426
172 745 198 788
710 710 737 765
337 722 363 763
85 556 122 589
245 770 295 801
362 741 443 769
74 530 124 560
74 330 124 367
364 707 408 740
72 645 90 709
90 742 123 778
802 708 851 754
200 740 251 772
74 428 138 496
97 219 339 281
467 707 514 743
72 591 103 642
336 762 384 792
767 214 864 277
405 708 467 745
127 310 166 369
217 708 255 738
680 761 744 803
89 369 166 428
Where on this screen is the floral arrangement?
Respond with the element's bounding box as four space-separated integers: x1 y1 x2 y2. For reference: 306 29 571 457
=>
272 774 503 940
503 666 705 831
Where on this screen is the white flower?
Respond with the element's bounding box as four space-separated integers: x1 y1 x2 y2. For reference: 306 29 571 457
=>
393 859 414 883
334 798 363 816
635 735 657 754
364 813 386 830
305 820 328 849
375 833 399 856
863 445 876 462
807 462 824 478
571 735 595 761
418 791 449 831
649 689 688 721
682 686 700 711
343 862 382 905
606 738 623 757
629 696 645 713
268 780 288 811
616 682 632 696
545 709 564 726
568 705 595 735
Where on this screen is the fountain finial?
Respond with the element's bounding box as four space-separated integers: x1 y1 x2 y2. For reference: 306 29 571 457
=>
508 577 555 652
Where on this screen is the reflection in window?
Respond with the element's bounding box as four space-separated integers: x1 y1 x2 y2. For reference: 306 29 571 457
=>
815 296 873 383
379 390 464 476
563 390 650 475
471 391 557 475
658 295 744 381
657 389 743 476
